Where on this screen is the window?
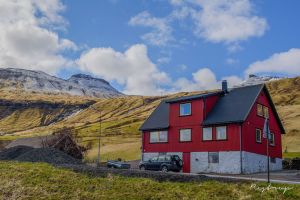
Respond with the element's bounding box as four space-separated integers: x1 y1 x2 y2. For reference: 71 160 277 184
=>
270 157 276 163
263 106 269 119
180 103 191 116
257 103 269 118
216 126 227 140
256 129 262 143
257 104 264 117
158 156 165 161
179 129 192 142
269 133 275 146
150 157 158 162
165 155 171 161
203 127 212 141
150 131 168 143
208 152 219 163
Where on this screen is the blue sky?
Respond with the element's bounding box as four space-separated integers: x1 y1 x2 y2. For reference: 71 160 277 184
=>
0 0 300 95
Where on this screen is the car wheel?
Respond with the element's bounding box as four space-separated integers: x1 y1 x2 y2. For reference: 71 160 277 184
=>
161 166 168 172
140 166 145 170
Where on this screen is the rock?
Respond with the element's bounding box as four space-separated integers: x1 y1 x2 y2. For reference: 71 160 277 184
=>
14 147 82 165
0 146 34 160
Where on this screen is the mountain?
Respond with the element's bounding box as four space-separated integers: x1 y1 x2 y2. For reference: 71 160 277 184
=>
237 74 284 87
0 68 123 98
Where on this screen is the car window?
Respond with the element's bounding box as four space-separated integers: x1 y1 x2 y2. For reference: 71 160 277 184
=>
165 156 171 161
150 157 158 162
158 156 165 161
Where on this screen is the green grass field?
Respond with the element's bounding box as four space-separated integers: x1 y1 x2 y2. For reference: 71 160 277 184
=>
283 152 300 159
0 161 299 200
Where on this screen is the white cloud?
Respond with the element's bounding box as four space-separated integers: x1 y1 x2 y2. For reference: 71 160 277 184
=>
246 48 300 76
191 0 268 44
76 44 170 95
129 11 173 46
0 0 76 74
169 0 184 6
173 68 242 92
226 58 239 65
130 0 267 50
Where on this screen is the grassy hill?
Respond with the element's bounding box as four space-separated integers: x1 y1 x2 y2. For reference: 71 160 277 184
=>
0 161 299 200
0 77 299 161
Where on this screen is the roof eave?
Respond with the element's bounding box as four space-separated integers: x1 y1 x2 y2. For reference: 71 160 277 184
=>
202 120 244 126
166 91 224 103
139 126 169 132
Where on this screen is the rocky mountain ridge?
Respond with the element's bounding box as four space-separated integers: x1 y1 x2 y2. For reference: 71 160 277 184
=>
0 68 123 98
237 74 285 87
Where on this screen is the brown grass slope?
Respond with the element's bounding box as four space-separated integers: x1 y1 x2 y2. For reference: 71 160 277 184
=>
267 77 300 152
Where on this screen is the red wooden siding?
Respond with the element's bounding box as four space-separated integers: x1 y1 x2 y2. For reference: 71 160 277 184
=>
143 124 241 153
204 95 220 118
242 90 282 158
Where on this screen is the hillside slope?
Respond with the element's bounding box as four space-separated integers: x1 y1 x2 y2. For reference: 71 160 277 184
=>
0 77 299 160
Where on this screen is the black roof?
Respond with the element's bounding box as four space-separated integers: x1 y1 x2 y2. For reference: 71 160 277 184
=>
202 84 264 125
139 100 169 131
166 91 223 103
140 84 285 134
203 84 285 134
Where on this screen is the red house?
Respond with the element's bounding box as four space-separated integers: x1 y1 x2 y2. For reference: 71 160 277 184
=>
140 82 285 174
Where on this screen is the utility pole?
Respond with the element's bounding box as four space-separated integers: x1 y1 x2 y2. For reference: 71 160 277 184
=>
267 131 270 183
97 110 102 167
263 116 270 183
90 106 102 167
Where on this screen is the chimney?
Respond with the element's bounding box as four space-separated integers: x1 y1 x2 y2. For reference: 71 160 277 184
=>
222 80 228 93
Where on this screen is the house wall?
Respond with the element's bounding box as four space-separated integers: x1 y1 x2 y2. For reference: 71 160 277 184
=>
143 124 241 153
242 151 282 173
191 151 241 174
242 89 283 158
143 94 241 153
143 151 281 174
204 95 220 118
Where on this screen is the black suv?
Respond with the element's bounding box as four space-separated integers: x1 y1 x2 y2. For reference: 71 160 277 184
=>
139 155 183 172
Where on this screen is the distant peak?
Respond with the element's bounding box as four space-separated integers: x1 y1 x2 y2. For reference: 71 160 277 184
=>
69 74 109 85
71 74 93 79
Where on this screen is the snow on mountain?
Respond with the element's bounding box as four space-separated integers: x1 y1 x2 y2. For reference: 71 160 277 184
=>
235 74 284 87
0 68 123 98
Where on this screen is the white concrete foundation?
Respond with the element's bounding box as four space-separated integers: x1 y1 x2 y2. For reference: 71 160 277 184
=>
242 151 282 174
191 151 241 174
142 151 282 174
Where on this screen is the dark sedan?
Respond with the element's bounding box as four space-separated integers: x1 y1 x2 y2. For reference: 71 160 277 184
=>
107 160 131 169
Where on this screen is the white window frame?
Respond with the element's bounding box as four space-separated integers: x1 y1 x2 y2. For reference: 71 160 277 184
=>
263 106 269 119
180 103 191 116
149 131 168 143
203 127 212 141
179 129 192 142
257 103 264 117
216 126 227 140
256 129 262 143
